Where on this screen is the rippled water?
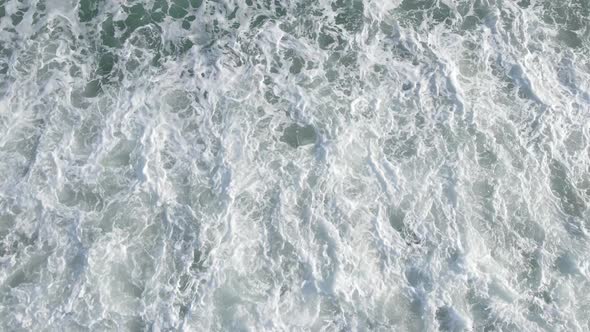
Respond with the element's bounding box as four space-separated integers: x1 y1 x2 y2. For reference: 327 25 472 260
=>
0 0 589 330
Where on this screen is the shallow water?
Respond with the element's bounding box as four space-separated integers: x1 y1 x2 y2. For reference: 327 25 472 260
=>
0 0 589 331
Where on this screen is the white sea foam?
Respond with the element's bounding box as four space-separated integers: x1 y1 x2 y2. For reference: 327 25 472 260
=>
0 0 589 331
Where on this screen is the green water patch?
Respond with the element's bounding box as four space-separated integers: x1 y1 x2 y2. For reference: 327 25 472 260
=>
182 15 196 29
11 10 25 26
82 79 102 98
540 0 589 32
248 0 287 17
169 2 188 18
250 15 270 29
77 0 202 25
100 16 119 48
537 1 588 50
95 2 200 49
557 29 583 49
77 1 202 98
396 0 454 28
517 0 531 9
282 49 305 75
317 26 347 51
151 0 168 22
331 0 364 32
79 0 101 22
125 4 151 28
97 52 116 76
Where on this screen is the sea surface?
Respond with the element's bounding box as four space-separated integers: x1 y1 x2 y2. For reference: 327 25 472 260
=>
0 0 589 331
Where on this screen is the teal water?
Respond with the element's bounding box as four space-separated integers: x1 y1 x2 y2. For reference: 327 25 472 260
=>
0 0 589 331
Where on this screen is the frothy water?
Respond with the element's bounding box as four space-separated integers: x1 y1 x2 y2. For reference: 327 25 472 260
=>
0 0 589 330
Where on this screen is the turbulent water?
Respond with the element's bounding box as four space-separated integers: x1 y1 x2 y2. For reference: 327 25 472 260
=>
0 0 589 330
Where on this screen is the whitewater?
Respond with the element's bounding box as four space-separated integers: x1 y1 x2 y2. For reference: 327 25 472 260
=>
0 0 589 330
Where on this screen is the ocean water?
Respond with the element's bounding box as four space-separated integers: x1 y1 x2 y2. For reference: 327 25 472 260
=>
0 0 589 330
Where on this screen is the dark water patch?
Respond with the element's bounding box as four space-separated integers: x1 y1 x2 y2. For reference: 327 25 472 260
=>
169 4 188 18
250 0 287 17
129 25 163 50
250 14 270 29
182 15 195 29
397 0 454 27
387 206 405 234
555 252 579 275
318 31 336 50
540 0 590 32
172 0 190 9
461 14 481 30
289 56 304 74
436 306 466 332
97 52 115 76
517 0 531 9
83 79 102 98
473 0 493 21
151 0 168 22
101 16 120 48
331 0 364 32
5 250 48 289
280 123 317 148
123 4 152 38
79 0 101 23
11 9 25 26
557 29 583 49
